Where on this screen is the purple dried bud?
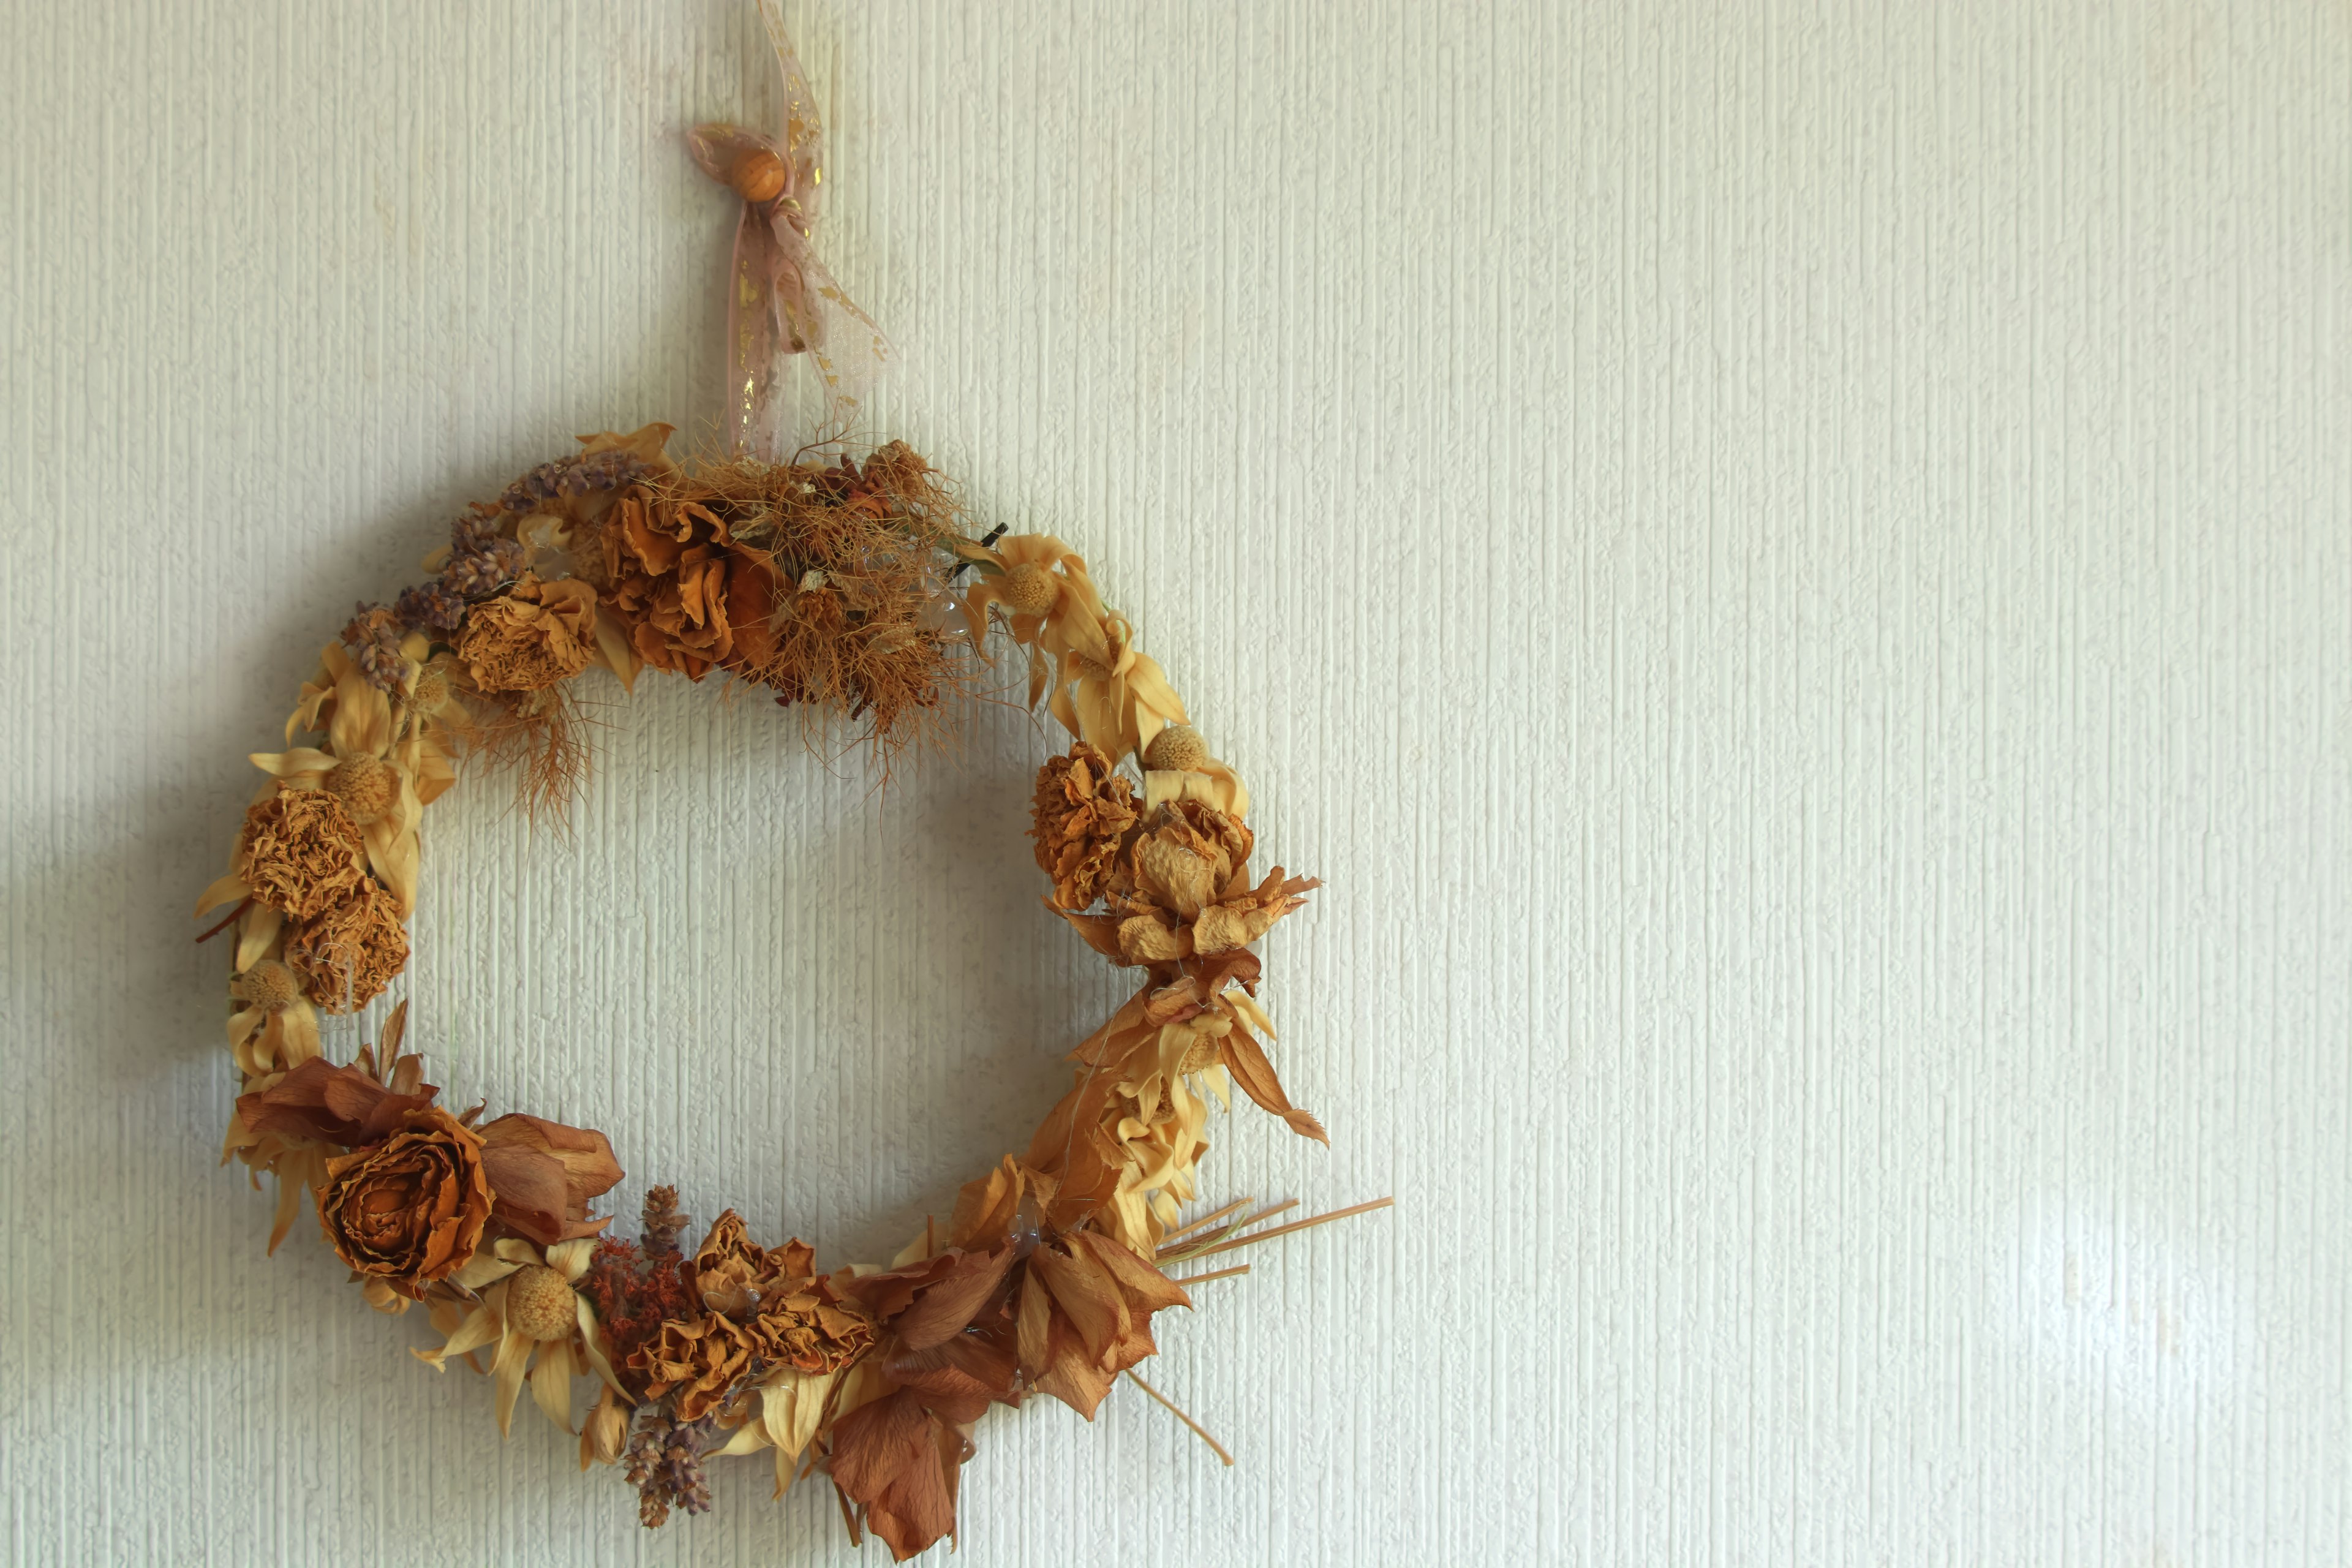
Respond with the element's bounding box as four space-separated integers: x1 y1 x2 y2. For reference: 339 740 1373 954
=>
393 579 469 634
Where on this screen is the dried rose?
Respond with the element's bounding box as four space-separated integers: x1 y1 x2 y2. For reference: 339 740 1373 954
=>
1055 799 1316 964
1028 742 1138 910
454 572 600 693
316 1106 492 1294
600 488 783 680
747 1284 874 1374
475 1112 624 1246
235 784 368 919
286 881 409 1011
628 1311 758 1421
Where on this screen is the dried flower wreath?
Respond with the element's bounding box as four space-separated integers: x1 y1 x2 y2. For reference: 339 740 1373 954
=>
194 7 1383 1559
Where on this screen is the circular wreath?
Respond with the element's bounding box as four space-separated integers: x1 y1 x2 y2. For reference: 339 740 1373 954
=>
198 425 1378 1557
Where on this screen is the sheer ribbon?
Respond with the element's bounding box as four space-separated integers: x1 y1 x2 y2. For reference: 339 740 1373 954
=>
689 1 888 458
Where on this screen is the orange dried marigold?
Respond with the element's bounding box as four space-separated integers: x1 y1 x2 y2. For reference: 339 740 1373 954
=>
1029 742 1139 910
287 880 409 1011
236 783 369 920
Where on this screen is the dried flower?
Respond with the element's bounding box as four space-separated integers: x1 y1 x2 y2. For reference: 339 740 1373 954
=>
601 486 777 680
316 1106 492 1295
827 1387 970 1559
624 1408 715 1528
235 784 369 920
629 1312 758 1421
235 1054 439 1149
224 959 322 1076
340 603 410 693
1028 742 1139 910
393 578 469 634
286 880 409 1011
474 1112 624 1246
747 1284 873 1374
415 1235 627 1438
1054 799 1316 965
641 1186 690 1254
454 573 600 693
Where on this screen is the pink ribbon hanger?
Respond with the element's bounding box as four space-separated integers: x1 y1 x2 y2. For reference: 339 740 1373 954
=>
688 0 889 459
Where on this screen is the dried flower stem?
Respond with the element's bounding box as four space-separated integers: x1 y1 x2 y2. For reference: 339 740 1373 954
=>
1166 1262 1251 1286
1157 1200 1296 1263
1156 1196 1255 1250
1123 1370 1234 1467
1175 1197 1395 1264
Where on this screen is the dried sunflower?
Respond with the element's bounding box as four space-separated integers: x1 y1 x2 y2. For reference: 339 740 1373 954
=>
418 1236 628 1438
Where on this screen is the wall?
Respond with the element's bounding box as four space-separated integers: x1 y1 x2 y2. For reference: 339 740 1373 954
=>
4 2 2348 1563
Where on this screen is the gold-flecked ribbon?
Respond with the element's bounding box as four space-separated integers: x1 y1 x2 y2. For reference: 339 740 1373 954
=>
689 1 888 458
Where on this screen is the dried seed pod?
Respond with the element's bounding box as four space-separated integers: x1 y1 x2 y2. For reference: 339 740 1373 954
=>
1144 725 1209 774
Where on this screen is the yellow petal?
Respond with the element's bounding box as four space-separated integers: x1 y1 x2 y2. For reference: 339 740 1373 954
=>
194 871 250 919
575 1295 630 1400
530 1340 576 1433
414 1304 502 1371
491 1321 531 1438
233 903 283 973
546 1237 596 1280
249 747 338 781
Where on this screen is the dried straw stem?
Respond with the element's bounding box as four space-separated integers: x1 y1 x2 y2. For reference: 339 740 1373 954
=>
1123 1371 1234 1467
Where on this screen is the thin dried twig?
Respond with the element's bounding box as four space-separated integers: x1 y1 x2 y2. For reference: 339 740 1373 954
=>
1124 1370 1234 1467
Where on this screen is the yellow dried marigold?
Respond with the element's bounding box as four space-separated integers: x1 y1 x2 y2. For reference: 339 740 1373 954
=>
454 571 600 693
235 783 369 919
1029 742 1139 910
287 881 410 1012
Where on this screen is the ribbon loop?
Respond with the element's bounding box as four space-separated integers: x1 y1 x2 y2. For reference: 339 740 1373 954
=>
690 1 889 459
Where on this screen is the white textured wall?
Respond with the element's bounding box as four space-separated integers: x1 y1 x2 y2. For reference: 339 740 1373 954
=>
4 2 2349 1563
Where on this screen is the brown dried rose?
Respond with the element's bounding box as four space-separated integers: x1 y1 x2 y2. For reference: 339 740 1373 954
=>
690 1209 812 1316
453 571 600 693
600 487 783 680
286 881 409 1011
317 1106 492 1294
1055 799 1317 964
1028 742 1138 910
747 1284 875 1374
236 784 369 919
474 1113 624 1246
628 1311 757 1420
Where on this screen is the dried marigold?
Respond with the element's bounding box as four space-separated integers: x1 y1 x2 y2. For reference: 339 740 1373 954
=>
1028 742 1139 910
453 571 600 693
629 1311 758 1421
236 783 370 919
287 880 409 1011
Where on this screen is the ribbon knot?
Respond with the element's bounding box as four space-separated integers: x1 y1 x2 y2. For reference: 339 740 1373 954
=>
690 1 888 459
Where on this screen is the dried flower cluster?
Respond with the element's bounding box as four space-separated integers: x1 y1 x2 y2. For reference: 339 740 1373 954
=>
200 428 1348 1561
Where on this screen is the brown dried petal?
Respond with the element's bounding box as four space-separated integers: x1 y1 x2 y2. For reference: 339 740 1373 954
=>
475 1112 623 1245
